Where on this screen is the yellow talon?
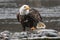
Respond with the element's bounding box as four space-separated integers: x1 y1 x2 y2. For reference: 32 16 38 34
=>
31 26 36 30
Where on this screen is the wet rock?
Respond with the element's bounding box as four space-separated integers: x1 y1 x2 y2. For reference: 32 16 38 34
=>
0 30 12 39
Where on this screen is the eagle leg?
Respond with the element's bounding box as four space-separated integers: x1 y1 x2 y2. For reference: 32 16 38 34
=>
23 26 26 31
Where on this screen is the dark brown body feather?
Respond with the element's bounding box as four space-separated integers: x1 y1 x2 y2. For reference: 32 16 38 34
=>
29 8 42 22
16 8 42 31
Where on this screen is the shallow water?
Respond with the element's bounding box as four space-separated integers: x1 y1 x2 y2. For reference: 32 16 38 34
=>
0 2 60 32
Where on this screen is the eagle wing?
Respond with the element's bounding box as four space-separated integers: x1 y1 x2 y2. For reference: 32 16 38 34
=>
16 13 20 22
16 13 24 23
29 8 42 22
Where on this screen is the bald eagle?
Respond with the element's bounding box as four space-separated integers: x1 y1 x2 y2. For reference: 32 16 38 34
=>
16 5 42 31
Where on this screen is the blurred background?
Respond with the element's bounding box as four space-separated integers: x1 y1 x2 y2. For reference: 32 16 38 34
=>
0 0 60 32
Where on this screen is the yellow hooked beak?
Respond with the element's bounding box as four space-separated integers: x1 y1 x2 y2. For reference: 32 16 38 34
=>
25 6 30 10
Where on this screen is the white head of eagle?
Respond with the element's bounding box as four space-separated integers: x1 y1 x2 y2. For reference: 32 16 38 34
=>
19 5 30 15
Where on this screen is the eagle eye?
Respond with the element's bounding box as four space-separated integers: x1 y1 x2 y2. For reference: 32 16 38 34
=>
24 6 26 8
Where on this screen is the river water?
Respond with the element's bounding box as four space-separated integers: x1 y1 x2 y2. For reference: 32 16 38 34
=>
0 6 60 32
